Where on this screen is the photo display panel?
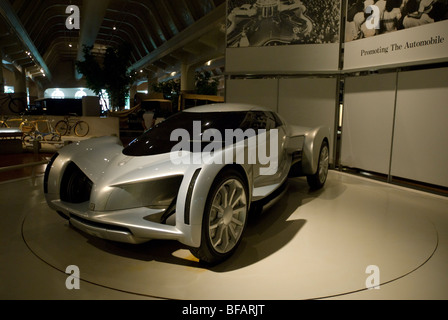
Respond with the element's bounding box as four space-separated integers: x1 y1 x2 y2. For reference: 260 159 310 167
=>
225 0 342 73
344 0 448 71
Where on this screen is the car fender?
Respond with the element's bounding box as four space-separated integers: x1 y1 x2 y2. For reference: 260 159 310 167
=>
176 159 252 248
302 126 330 175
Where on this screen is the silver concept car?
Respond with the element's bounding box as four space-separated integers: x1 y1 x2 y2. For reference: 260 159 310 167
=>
44 103 330 264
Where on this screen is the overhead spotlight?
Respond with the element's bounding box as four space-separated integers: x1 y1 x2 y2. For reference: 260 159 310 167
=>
170 71 177 77
206 60 212 66
69 43 73 48
140 70 143 73
113 26 117 31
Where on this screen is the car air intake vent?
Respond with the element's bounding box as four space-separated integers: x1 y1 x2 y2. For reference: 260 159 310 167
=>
60 162 93 204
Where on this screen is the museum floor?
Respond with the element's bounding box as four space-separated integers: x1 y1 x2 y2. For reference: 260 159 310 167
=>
1 162 447 300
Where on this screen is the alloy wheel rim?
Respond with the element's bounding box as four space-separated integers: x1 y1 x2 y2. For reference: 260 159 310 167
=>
208 179 247 254
319 145 329 184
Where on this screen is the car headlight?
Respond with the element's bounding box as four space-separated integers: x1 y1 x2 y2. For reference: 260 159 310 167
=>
104 175 184 211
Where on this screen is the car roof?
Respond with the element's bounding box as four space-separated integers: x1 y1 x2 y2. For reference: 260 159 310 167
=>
183 103 273 113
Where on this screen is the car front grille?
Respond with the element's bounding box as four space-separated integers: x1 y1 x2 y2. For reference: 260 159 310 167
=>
60 162 93 204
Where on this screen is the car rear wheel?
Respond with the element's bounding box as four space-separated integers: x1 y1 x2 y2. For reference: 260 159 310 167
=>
307 140 329 190
190 168 248 265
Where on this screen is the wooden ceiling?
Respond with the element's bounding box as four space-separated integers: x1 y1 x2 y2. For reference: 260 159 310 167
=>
0 0 226 88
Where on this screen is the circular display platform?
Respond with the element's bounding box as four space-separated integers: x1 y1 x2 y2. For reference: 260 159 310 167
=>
22 172 438 299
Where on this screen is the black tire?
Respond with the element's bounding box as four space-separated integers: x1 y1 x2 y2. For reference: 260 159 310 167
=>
55 120 69 136
306 140 329 190
51 134 61 142
8 98 26 114
74 121 89 137
190 168 249 265
23 134 33 144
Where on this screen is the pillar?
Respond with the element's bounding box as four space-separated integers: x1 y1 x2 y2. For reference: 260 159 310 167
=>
180 63 196 94
130 84 137 107
14 68 27 95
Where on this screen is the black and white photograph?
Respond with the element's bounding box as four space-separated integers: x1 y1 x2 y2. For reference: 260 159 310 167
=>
345 0 448 42
227 0 341 47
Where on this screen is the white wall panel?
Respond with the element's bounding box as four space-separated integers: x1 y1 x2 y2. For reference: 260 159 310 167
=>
278 78 338 161
391 68 448 187
341 73 396 174
225 79 279 112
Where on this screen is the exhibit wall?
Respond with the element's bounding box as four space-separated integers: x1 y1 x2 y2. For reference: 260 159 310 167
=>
341 73 396 175
277 77 338 160
341 67 448 188
226 78 279 111
391 67 448 187
225 0 448 190
226 77 338 162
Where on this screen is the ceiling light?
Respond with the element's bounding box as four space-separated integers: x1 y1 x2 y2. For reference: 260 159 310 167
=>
113 26 117 31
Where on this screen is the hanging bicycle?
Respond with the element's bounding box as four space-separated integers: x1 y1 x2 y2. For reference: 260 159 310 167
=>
0 93 27 114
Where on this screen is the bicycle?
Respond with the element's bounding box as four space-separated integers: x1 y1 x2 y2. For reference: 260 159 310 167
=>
55 115 90 137
0 93 27 114
22 119 61 144
0 116 33 131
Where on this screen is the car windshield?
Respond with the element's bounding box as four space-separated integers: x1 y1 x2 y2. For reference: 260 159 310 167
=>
123 110 276 156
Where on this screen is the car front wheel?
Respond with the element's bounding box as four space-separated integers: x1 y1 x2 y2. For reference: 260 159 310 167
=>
190 168 248 265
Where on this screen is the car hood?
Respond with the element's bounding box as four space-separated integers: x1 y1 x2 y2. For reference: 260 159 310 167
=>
63 136 188 187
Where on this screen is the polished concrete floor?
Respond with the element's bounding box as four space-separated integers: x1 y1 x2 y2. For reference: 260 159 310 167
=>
1 170 447 300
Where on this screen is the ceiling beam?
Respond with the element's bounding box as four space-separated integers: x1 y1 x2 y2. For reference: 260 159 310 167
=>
0 0 52 79
128 3 225 72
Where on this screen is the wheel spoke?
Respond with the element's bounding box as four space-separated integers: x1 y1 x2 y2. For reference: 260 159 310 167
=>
233 203 246 213
213 225 225 248
228 182 237 208
230 189 243 208
212 204 224 214
220 186 228 207
228 224 237 241
223 227 230 251
231 217 243 226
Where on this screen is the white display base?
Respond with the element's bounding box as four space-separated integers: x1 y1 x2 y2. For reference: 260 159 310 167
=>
15 171 445 300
